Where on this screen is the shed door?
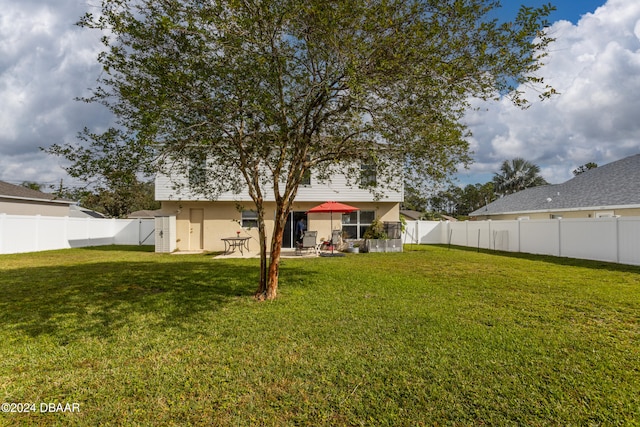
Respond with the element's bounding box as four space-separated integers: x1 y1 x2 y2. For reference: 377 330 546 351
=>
189 209 204 251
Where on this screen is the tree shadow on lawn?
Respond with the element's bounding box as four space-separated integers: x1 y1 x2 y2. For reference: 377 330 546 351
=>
436 244 640 274
80 244 157 252
0 258 306 343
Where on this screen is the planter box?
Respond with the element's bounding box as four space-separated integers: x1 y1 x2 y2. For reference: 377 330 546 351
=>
364 239 403 253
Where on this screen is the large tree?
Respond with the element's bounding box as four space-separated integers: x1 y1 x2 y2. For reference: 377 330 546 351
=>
427 182 495 217
68 0 554 299
493 157 549 196
458 182 496 215
45 130 160 218
50 181 160 218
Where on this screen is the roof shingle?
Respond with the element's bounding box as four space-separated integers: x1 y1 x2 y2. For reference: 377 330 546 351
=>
471 154 640 216
0 180 73 204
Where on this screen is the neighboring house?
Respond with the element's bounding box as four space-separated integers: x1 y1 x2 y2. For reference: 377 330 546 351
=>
470 154 640 220
128 209 165 219
0 180 74 217
400 209 423 221
69 205 107 219
155 165 403 252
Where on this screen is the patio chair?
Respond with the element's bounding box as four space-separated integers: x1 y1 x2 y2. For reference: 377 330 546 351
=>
331 230 342 246
320 230 343 254
296 231 319 255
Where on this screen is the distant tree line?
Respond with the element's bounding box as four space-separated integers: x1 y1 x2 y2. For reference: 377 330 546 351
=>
403 159 597 219
20 179 159 218
404 181 497 219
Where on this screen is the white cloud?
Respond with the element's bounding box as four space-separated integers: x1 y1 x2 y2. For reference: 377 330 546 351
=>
0 0 109 186
1 0 638 190
461 0 640 185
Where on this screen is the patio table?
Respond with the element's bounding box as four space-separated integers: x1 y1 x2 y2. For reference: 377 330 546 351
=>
221 236 250 255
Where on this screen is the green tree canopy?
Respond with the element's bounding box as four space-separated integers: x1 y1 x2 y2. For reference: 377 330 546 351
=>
51 181 160 218
20 181 43 192
45 129 159 218
493 157 549 197
426 182 495 217
56 0 554 299
458 182 496 215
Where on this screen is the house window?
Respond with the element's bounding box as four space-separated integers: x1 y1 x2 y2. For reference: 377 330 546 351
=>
189 154 207 188
360 160 377 187
341 210 374 239
241 210 258 228
300 169 311 186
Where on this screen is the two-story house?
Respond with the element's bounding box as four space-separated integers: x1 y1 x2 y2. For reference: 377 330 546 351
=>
155 164 403 253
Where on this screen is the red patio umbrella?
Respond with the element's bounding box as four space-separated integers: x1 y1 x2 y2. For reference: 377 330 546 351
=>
306 201 359 255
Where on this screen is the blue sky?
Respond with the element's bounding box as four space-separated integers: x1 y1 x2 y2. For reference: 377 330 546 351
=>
457 0 640 187
496 1 605 24
0 0 638 192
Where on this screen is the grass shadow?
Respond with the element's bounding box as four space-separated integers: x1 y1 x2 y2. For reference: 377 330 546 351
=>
0 257 312 343
80 244 156 252
429 244 640 274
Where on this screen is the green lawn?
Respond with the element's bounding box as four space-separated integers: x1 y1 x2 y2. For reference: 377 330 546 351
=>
1 245 638 426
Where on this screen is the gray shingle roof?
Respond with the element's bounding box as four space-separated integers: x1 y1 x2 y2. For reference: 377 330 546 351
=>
470 154 640 216
0 180 74 204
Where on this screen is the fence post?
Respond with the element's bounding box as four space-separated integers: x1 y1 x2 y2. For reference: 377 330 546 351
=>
616 217 620 264
557 218 562 257
464 221 468 247
0 213 5 254
64 216 69 249
34 215 41 252
492 230 495 250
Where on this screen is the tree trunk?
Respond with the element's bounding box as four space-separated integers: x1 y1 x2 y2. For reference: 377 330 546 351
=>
266 231 283 300
258 203 289 300
254 202 269 299
256 222 268 297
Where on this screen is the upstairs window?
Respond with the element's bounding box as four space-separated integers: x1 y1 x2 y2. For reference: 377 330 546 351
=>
241 210 258 228
189 154 207 188
300 169 311 186
360 160 377 187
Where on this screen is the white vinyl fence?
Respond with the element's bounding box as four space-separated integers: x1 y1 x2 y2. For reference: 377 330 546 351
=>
0 214 155 255
403 217 640 266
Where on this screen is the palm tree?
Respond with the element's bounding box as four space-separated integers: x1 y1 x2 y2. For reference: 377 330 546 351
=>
493 158 548 196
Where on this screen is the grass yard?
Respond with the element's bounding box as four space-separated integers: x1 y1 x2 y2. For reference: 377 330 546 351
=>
0 245 639 426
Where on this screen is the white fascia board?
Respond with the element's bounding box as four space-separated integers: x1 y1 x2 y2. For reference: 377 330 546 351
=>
487 203 640 216
0 195 74 205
